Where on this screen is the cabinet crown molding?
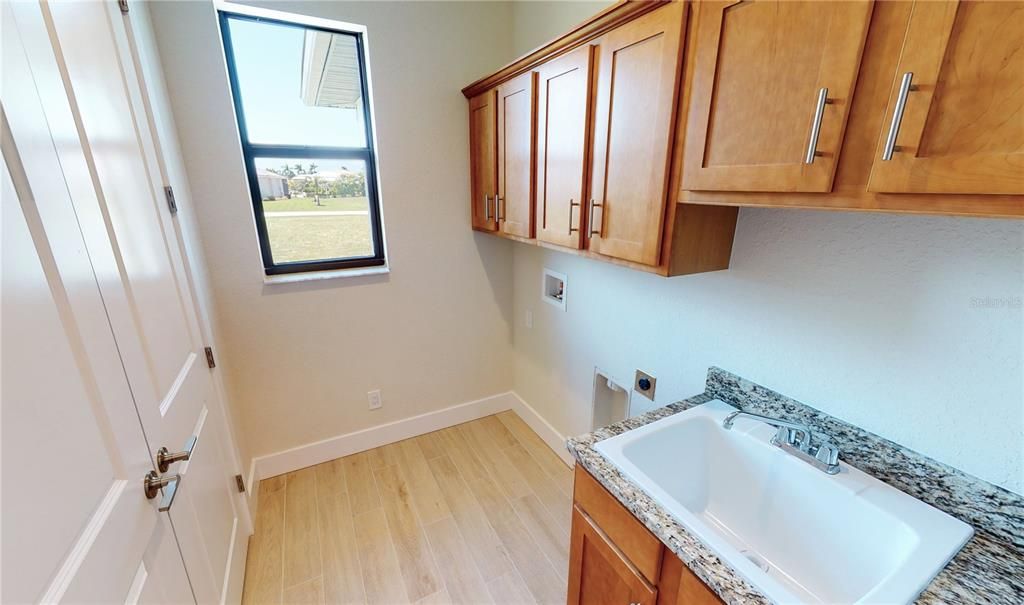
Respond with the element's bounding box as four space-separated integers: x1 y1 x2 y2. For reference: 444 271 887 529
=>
461 0 670 99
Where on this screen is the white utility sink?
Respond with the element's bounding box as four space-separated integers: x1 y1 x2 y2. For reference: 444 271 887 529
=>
594 400 973 605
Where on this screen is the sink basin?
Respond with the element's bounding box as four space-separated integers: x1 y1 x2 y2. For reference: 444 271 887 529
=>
593 400 973 604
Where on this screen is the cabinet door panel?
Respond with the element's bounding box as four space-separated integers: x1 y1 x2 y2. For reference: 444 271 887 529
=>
657 554 723 605
536 45 593 249
683 0 873 193
589 1 686 266
568 506 657 605
470 90 497 231
497 72 535 237
867 0 1024 195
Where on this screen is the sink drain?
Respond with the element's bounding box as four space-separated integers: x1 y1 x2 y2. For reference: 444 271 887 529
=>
740 550 771 574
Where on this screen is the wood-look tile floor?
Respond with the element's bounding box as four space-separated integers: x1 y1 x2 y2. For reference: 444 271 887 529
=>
241 412 575 605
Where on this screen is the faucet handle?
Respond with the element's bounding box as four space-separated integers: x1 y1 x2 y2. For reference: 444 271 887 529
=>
770 425 802 450
772 426 808 449
813 441 841 467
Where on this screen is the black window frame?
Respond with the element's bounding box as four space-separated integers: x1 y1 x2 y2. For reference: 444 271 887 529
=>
218 10 386 275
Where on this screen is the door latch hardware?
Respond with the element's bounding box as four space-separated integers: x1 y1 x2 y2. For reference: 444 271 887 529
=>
235 474 246 493
164 186 177 214
204 346 216 368
118 0 129 14
144 471 180 512
156 435 197 473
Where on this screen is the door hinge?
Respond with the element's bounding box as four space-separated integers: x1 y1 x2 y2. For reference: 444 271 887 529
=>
235 474 246 493
118 0 129 14
204 346 216 368
164 186 178 214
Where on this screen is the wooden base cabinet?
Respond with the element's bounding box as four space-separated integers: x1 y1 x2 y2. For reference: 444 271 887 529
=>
569 506 658 605
570 466 723 605
657 554 724 605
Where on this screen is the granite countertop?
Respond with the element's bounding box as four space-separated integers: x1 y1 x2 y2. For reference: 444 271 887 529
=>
566 368 1024 605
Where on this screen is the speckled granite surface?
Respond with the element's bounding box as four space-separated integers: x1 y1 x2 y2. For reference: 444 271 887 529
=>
566 367 1024 605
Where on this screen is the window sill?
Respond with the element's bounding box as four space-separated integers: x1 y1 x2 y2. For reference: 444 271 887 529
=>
262 264 389 285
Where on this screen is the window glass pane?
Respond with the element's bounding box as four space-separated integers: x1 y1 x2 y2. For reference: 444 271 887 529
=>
254 158 374 263
227 17 367 147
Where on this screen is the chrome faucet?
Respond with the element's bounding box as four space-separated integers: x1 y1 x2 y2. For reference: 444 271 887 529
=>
723 410 841 475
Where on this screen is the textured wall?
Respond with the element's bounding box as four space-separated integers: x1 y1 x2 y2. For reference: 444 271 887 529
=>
512 209 1024 494
507 0 1023 496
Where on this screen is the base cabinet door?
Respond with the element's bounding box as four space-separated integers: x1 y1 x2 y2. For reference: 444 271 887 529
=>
588 0 686 266
656 550 723 605
536 45 593 249
568 506 658 605
867 0 1024 195
470 89 498 231
682 0 873 193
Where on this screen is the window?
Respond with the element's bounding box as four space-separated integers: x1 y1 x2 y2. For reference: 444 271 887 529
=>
219 7 385 275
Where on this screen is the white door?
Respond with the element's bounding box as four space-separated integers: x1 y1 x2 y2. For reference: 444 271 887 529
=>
5 1 247 603
1 5 193 602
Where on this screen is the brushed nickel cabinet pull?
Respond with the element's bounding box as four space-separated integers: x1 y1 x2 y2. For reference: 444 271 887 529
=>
882 72 914 161
483 194 492 221
589 199 604 237
569 199 581 234
804 87 832 164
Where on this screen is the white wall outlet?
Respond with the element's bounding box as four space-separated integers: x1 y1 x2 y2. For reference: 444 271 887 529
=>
367 389 382 410
525 309 533 329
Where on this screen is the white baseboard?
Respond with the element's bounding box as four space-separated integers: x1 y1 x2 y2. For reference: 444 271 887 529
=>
250 391 520 482
244 390 573 519
508 392 576 467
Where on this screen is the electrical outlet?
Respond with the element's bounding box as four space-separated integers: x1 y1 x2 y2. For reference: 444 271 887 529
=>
525 309 533 329
367 389 382 410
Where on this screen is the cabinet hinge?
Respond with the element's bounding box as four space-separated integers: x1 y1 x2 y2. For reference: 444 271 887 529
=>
235 474 246 493
204 346 216 368
118 0 129 14
164 186 178 214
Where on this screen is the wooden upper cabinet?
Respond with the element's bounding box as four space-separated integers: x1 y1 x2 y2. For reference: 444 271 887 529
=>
568 506 658 605
469 89 497 231
867 0 1024 195
497 72 536 237
536 45 594 250
589 0 687 266
683 0 874 193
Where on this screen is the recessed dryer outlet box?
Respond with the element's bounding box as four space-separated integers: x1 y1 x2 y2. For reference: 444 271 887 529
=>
542 268 567 311
634 370 656 401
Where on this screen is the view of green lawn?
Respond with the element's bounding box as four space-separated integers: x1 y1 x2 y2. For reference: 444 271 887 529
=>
265 214 373 262
262 196 369 213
